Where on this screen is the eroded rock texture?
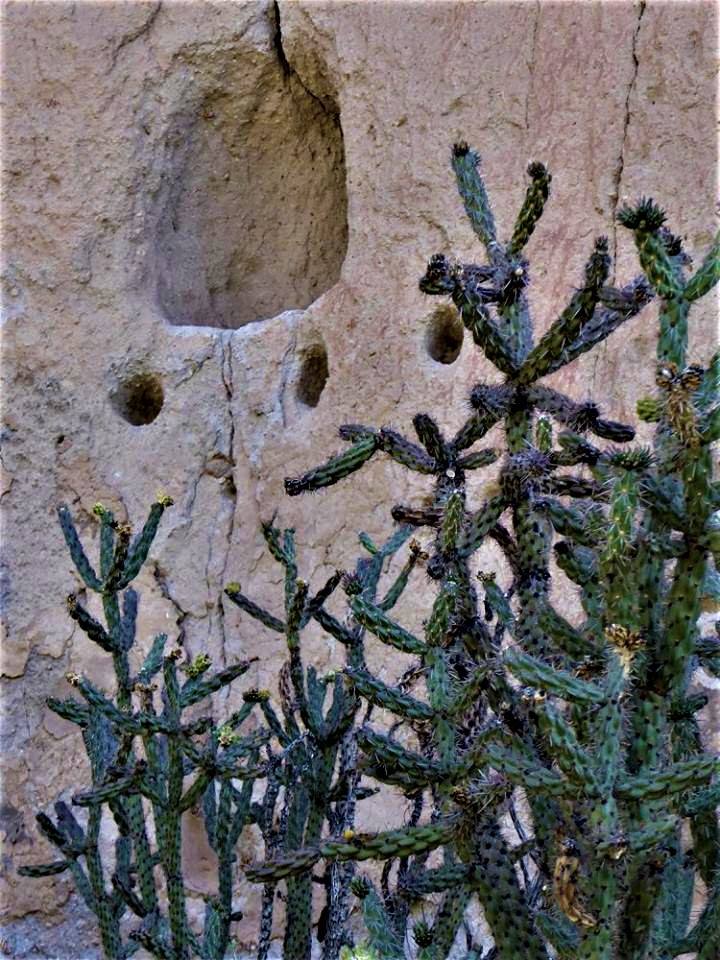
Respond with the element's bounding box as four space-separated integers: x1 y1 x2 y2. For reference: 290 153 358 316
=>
1 0 717 955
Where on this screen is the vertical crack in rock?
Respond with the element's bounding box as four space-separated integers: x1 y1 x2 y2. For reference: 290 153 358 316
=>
217 335 239 667
524 1 541 134
277 325 299 429
152 559 188 646
271 0 291 78
108 1 162 73
610 0 646 280
593 0 645 398
270 0 333 116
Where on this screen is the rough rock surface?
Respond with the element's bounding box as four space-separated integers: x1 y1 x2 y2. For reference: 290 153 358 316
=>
1 0 717 955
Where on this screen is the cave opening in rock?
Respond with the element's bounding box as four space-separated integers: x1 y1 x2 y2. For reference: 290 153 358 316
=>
426 305 464 364
296 344 329 408
111 372 164 425
150 43 347 329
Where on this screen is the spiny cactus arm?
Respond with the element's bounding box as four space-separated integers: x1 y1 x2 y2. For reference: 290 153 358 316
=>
345 592 425 654
356 727 441 787
457 493 507 556
285 435 381 495
528 385 635 444
538 604 597 659
533 911 580 959
179 658 255 709
223 583 285 633
246 846 322 883
57 505 103 590
46 695 92 727
378 427 438 473
18 859 71 877
549 276 654 373
453 273 521 375
508 161 552 256
346 668 436 721
671 878 720 959
505 650 605 704
683 228 720 301
451 142 498 255
614 757 719 801
537 703 597 789
453 410 503 451
134 633 167 685
116 497 173 589
71 764 144 806
348 877 404 959
484 743 576 797
602 468 640 568
618 198 685 300
545 500 603 547
456 447 501 471
65 593 119 653
466 821 550 960
413 412 448 466
399 862 473 895
517 237 611 384
377 543 423 612
320 820 457 863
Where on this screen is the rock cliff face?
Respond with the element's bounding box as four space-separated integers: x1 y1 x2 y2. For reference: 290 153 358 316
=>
1 0 716 954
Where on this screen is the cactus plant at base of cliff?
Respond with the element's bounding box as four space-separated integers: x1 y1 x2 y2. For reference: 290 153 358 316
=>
19 142 719 959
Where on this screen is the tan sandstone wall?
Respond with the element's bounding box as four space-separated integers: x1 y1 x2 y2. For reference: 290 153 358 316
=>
1 0 717 955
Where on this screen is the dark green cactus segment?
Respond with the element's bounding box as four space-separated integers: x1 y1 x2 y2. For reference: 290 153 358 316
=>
223 584 285 632
18 859 70 877
486 744 575 796
505 650 605 704
351 880 404 959
453 410 501 451
683 228 720 301
456 447 500 470
517 237 610 384
615 756 718 800
346 669 434 721
46 696 91 728
467 821 548 960
413 413 448 465
457 494 506 556
117 498 172 588
57 505 103 590
508 161 551 255
451 142 498 253
65 594 119 653
346 593 425 654
320 821 456 862
534 910 580 958
378 427 438 473
441 490 465 554
618 198 685 299
135 633 167 684
538 703 596 789
356 727 440 786
285 436 380 495
455 278 520 375
180 659 254 708
244 850 323 884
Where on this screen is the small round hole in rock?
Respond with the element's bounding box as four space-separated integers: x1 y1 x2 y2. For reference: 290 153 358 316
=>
426 306 464 364
111 373 164 426
296 346 328 408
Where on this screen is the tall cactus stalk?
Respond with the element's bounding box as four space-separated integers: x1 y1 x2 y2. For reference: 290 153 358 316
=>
256 144 719 959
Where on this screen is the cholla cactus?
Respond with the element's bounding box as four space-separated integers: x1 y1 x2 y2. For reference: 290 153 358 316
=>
271 144 720 959
227 521 416 960
19 501 266 959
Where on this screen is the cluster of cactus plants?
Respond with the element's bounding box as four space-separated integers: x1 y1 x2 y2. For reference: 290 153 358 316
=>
20 142 719 959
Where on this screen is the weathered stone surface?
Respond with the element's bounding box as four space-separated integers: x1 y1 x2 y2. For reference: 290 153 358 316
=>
1 0 717 955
